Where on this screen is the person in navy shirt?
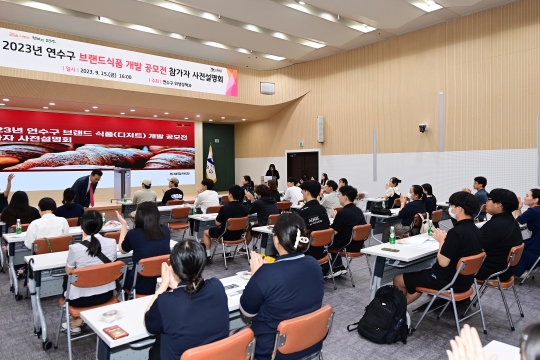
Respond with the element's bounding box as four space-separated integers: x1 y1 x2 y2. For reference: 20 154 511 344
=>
514 188 540 277
463 176 488 221
145 240 229 360
382 185 427 243
116 202 171 295
1 190 40 230
422 183 437 217
55 188 85 220
240 212 324 360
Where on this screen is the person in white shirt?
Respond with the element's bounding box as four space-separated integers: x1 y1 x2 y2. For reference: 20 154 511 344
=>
320 180 341 218
283 177 303 205
194 179 220 214
24 197 69 250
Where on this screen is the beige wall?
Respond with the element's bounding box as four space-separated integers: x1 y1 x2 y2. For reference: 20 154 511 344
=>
236 0 540 157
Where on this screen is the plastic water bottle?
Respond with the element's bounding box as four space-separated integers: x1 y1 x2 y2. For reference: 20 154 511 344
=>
156 277 162 292
123 193 127 203
192 207 197 215
15 219 22 234
427 220 434 237
389 226 396 245
102 213 106 227
382 200 386 209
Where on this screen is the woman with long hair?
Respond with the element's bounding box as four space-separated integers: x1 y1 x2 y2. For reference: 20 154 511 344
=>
55 188 85 219
145 240 229 360
1 190 40 229
267 180 281 203
422 183 437 217
116 202 171 295
320 173 328 186
265 164 280 186
382 185 426 242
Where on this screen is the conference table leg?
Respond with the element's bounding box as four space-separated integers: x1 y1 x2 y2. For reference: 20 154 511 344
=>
8 242 20 299
370 256 386 300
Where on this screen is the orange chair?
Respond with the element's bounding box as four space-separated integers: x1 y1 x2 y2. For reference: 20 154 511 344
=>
311 229 337 290
55 261 127 360
431 209 443 225
251 214 280 250
272 305 334 360
221 196 230 204
210 217 250 270
181 328 255 360
277 201 291 213
329 224 371 287
465 244 525 331
268 214 280 226
184 199 195 204
168 207 191 240
33 235 73 254
393 198 401 208
167 200 184 206
333 207 343 215
412 252 487 336
66 218 79 227
207 205 222 214
357 193 365 200
10 223 29 232
127 254 171 299
104 231 121 244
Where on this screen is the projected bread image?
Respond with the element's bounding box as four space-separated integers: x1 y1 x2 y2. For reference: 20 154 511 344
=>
5 145 153 170
144 147 195 169
0 143 73 168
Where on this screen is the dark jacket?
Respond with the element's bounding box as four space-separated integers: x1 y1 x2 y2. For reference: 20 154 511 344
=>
71 175 97 208
247 197 279 226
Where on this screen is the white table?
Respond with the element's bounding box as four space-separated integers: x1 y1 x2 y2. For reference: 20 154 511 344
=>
436 201 449 208
362 234 439 300
3 225 123 300
364 208 400 244
81 274 250 360
24 240 177 349
483 340 520 360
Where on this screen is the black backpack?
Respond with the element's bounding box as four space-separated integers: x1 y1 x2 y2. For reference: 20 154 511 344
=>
347 285 408 344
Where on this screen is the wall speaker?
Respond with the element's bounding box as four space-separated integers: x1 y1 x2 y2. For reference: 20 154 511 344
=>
317 116 324 143
260 82 275 95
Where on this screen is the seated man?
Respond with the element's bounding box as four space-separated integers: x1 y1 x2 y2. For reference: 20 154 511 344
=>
194 179 220 214
476 188 523 281
329 185 367 277
393 191 482 305
161 176 184 205
129 179 157 218
320 180 340 218
297 180 330 269
283 177 303 205
24 197 70 250
202 185 248 264
463 176 488 221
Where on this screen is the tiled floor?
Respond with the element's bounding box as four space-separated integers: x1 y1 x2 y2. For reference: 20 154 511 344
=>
0 219 535 359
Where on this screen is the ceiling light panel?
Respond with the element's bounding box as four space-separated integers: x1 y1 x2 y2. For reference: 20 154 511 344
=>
409 0 443 12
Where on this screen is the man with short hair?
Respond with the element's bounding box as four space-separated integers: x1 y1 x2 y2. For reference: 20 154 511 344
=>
24 197 69 250
161 177 184 205
71 169 102 209
202 185 248 264
283 177 303 205
328 186 367 277
133 179 157 204
463 176 488 221
320 180 340 218
476 188 523 281
194 179 220 214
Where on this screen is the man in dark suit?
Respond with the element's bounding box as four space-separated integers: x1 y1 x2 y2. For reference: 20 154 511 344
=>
71 170 103 209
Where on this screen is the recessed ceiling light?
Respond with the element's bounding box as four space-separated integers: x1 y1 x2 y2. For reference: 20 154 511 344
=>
153 115 157 117
0 104 4 106
49 103 55 106
164 112 169 115
184 117 188 120
411 0 443 12
2 99 8 102
84 109 89 112
130 109 135 112
263 54 286 61
221 116 225 119
209 119 213 122
92 106 98 109
242 118 246 121
299 1 305 4
43 107 48 109
120 112 125 115
196 115 200 117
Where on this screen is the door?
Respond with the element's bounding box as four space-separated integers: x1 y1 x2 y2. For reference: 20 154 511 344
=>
287 152 319 182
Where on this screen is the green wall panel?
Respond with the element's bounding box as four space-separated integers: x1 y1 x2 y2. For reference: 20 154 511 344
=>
202 123 235 192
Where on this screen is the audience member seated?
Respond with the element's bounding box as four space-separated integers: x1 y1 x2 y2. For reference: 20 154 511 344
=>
55 188 85 219
514 188 540 277
283 177 302 205
116 202 171 296
145 240 229 360
267 180 281 203
328 186 367 277
320 180 340 218
463 176 488 222
1 190 40 230
338 178 348 189
0 173 14 213
202 185 248 263
422 183 437 218
194 179 220 214
240 213 324 360
384 177 402 208
62 211 117 334
243 184 279 253
476 188 522 281
133 179 157 204
320 173 328 187
297 180 331 270
393 191 482 305
24 197 69 250
241 175 255 195
161 176 184 205
382 185 426 242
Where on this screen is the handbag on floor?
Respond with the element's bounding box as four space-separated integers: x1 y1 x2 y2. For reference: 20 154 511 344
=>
347 285 408 344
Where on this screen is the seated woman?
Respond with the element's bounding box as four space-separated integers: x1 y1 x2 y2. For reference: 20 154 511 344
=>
382 185 426 242
422 183 437 217
145 240 229 360
514 189 540 277
55 188 85 219
1 190 40 231
240 212 324 360
268 180 281 203
243 184 279 253
116 202 171 296
384 177 402 208
63 211 117 334
393 191 482 304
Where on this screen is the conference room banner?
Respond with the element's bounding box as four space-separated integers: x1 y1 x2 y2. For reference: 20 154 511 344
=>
0 27 238 96
0 109 195 174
